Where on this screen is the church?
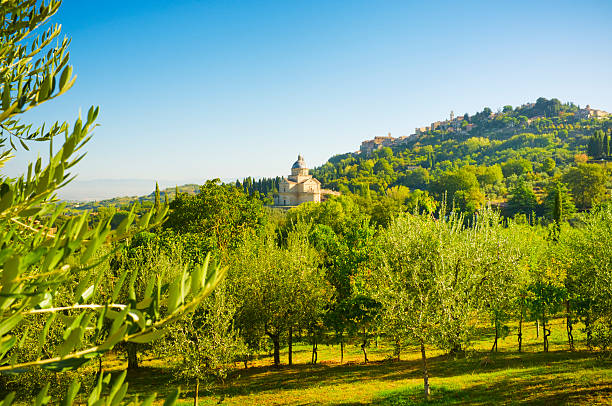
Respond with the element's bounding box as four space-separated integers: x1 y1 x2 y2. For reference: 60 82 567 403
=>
274 155 322 206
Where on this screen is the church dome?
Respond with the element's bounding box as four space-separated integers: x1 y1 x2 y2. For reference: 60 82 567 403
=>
292 155 307 169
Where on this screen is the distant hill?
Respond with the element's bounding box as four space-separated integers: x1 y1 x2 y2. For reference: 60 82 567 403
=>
57 179 182 202
65 184 200 212
311 97 611 212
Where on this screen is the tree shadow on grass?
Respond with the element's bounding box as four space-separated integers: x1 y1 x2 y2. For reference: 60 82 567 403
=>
211 350 606 398
120 350 610 404
349 376 612 406
121 367 181 400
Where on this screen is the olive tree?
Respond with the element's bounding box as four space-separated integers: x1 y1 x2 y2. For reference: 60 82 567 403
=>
373 208 532 398
469 211 531 353
373 212 479 399
560 205 612 351
157 276 246 406
228 222 330 367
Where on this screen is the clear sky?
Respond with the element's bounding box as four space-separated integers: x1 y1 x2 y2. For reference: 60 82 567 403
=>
5 0 612 199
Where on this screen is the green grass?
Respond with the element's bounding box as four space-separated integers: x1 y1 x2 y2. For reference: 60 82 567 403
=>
103 319 612 404
109 319 612 405
122 350 610 405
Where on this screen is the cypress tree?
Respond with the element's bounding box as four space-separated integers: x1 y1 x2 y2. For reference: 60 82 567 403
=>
243 177 252 195
588 136 596 157
594 130 605 158
154 182 161 213
604 133 610 157
553 184 562 240
427 152 434 169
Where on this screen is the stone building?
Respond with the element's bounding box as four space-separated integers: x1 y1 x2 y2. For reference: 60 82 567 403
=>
359 133 416 155
359 133 395 155
274 155 322 206
576 105 610 120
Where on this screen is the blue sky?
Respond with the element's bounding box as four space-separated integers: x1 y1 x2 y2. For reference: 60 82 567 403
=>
5 0 612 199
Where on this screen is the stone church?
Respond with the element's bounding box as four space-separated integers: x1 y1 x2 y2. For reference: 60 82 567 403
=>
274 155 322 206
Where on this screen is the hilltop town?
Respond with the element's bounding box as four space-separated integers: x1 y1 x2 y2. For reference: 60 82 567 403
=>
359 103 609 155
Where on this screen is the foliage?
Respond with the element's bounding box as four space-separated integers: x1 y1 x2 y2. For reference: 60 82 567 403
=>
506 180 538 218
158 283 246 402
395 167 430 190
587 129 611 159
310 98 610 219
561 205 612 351
2 2 612 399
227 222 330 366
372 211 476 396
164 179 265 256
501 158 533 178
309 216 379 362
562 164 608 210
541 181 575 221
431 168 483 214
285 195 368 240
0 2 224 404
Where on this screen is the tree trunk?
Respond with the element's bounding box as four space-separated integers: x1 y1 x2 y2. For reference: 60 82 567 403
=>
518 311 523 353
311 336 318 364
566 301 574 351
420 340 430 400
394 338 401 361
542 315 547 352
340 334 344 364
127 342 139 370
585 314 593 350
542 310 550 353
536 319 539 338
361 341 368 364
265 328 282 367
288 325 293 366
361 327 368 364
491 317 499 353
273 337 281 366
193 377 199 406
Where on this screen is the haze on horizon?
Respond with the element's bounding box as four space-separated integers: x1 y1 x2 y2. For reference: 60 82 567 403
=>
5 0 612 200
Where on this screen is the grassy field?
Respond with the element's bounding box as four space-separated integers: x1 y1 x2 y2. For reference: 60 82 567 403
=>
102 318 610 405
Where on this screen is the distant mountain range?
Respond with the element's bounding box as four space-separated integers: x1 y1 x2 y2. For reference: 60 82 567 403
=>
58 178 235 202
64 183 201 211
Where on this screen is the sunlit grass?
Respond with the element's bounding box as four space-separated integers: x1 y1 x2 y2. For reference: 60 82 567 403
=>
102 317 611 405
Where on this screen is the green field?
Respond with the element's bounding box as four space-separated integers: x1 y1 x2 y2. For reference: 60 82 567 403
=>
91 318 612 405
